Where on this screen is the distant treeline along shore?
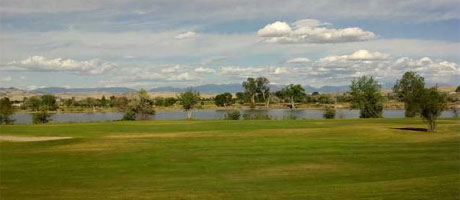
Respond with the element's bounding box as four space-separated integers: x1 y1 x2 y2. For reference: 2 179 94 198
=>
1 71 459 131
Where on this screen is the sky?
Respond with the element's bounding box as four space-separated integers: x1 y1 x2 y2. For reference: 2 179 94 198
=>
0 0 459 90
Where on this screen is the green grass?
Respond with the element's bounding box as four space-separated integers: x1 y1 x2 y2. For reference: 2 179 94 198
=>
1 118 459 199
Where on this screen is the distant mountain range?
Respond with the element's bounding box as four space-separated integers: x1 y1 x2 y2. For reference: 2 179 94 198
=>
22 84 352 94
150 84 350 93
32 87 137 94
2 83 455 96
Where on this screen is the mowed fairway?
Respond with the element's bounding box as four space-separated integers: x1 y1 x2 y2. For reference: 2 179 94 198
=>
1 119 459 199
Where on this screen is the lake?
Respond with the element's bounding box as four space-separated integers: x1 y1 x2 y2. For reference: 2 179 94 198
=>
10 109 458 124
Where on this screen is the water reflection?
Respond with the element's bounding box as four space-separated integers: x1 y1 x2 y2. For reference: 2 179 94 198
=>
11 109 457 124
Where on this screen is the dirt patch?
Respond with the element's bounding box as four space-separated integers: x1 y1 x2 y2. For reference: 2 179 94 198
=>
0 135 72 142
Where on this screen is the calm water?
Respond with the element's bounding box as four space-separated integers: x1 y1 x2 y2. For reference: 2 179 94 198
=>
10 109 458 124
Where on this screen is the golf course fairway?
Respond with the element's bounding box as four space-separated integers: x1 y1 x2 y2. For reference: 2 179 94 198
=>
1 118 459 199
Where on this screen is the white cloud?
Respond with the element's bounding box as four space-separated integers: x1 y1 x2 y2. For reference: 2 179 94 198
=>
161 65 182 73
258 19 376 44
286 57 311 63
273 67 288 74
257 21 292 37
317 50 389 64
3 56 116 75
312 50 459 85
194 67 216 73
175 31 197 39
168 72 194 81
0 76 12 82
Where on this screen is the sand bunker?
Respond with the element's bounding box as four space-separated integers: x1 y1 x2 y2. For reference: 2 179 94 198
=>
0 135 72 142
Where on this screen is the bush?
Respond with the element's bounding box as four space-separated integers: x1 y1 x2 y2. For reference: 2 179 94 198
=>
323 106 336 119
32 110 52 124
122 110 137 121
224 110 241 120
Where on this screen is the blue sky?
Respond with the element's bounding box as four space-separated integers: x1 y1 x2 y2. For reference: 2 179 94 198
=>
0 0 459 89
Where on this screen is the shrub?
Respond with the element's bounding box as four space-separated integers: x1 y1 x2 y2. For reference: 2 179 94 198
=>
323 106 336 119
122 110 137 121
224 110 241 120
32 110 52 124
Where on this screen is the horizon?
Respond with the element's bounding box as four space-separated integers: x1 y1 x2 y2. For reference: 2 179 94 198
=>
0 1 459 90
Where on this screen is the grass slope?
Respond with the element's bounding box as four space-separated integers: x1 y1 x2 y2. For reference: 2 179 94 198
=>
1 119 459 199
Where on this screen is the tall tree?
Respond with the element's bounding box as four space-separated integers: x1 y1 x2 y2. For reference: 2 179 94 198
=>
215 93 233 107
393 71 425 117
256 77 271 108
41 94 58 111
419 87 447 131
178 89 200 119
242 78 257 108
279 84 306 109
0 97 15 124
125 89 155 120
350 76 384 118
24 96 42 111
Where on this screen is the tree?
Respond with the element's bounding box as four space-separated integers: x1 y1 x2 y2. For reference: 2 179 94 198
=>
393 71 425 117
419 87 447 131
24 96 42 111
32 106 52 124
0 97 15 124
215 93 233 107
350 76 384 118
323 106 336 119
242 78 257 108
85 97 97 111
456 85 460 93
235 92 249 105
256 77 270 108
178 89 200 119
41 94 58 111
278 84 306 109
126 89 155 120
100 95 108 107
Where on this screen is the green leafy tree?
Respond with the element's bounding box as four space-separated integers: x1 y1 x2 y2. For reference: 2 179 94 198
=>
256 77 271 107
242 78 257 108
323 106 336 119
235 92 249 105
278 84 306 109
419 87 447 131
85 97 97 111
126 89 155 120
32 106 52 124
24 96 42 111
100 95 108 107
0 97 15 124
215 93 233 107
350 76 384 118
456 85 460 93
393 71 425 117
178 89 200 119
41 94 58 111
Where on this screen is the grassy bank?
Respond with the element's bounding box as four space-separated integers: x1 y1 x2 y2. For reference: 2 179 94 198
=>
1 119 459 199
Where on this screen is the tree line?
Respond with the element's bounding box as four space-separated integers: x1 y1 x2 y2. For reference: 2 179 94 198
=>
0 71 456 131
